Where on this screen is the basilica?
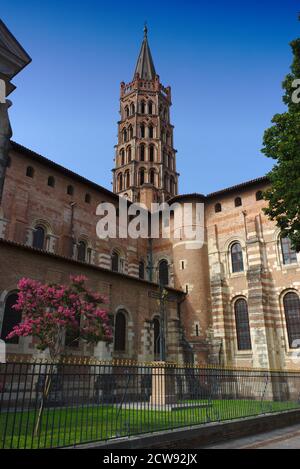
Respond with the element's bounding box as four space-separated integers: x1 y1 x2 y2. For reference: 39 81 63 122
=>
0 22 300 370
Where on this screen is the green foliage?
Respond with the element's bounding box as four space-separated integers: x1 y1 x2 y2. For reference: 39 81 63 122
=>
262 38 300 251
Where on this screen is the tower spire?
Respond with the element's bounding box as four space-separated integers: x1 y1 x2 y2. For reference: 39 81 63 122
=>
134 24 156 80
114 28 178 208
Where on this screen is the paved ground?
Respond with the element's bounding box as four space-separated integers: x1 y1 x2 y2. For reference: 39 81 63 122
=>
203 423 300 449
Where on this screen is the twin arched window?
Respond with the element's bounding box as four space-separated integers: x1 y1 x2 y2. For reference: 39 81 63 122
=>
283 292 300 348
234 298 252 350
231 242 244 273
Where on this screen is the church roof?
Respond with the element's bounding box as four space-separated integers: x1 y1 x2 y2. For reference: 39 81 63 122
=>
0 20 31 79
0 19 31 95
12 141 269 206
134 25 156 80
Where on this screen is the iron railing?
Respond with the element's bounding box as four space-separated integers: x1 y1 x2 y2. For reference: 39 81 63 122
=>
1 358 300 448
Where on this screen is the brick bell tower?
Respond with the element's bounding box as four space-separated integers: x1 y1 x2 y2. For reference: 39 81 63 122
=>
112 25 179 210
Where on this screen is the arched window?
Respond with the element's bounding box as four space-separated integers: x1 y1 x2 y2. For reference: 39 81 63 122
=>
114 311 126 352
256 190 263 201
140 124 145 138
125 106 129 118
283 292 300 348
161 128 166 142
125 171 130 189
120 149 125 166
67 185 74 196
159 260 169 286
1 293 21 344
33 226 46 250
166 131 171 145
234 298 251 351
130 103 135 115
215 203 222 213
234 197 242 207
128 125 133 140
127 146 132 162
231 242 244 273
148 101 153 114
26 166 34 178
85 193 91 204
77 241 87 262
140 169 145 185
118 173 123 191
47 176 55 188
140 144 145 161
122 128 127 143
153 317 160 357
139 260 145 279
149 145 154 162
148 125 154 138
149 170 155 185
281 237 297 265
164 174 169 192
170 176 175 195
140 101 146 114
111 250 119 272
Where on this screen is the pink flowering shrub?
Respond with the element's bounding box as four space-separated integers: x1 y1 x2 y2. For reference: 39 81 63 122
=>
7 275 112 359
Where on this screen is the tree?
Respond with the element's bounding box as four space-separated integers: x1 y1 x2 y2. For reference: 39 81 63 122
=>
7 275 112 359
6 275 112 436
262 35 300 251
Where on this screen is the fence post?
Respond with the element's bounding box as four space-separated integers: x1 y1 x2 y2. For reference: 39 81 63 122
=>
150 363 176 407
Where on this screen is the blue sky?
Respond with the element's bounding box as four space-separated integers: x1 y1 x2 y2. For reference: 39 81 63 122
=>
2 0 299 194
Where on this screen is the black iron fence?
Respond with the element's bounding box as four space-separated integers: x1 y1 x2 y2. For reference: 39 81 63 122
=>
1 358 300 448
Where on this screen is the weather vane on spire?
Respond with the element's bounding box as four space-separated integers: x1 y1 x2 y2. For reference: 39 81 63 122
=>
144 21 148 37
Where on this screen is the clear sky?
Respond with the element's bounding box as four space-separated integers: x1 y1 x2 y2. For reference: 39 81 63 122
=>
2 0 299 195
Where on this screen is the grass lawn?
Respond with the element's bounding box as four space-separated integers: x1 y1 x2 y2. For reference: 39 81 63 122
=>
1 399 299 449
